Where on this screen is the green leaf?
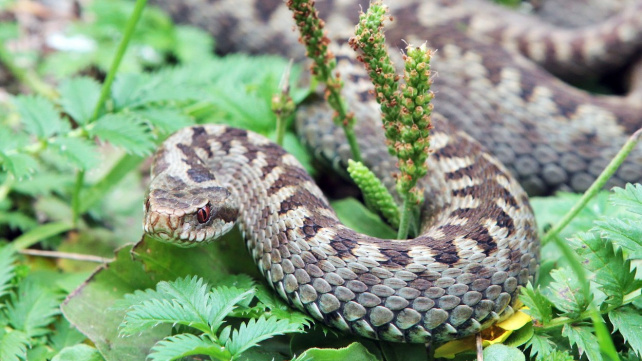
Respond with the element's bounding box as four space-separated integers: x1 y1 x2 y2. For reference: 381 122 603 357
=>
331 198 397 239
595 219 642 258
148 334 229 361
0 329 29 361
519 283 552 324
609 306 642 357
525 333 555 360
547 268 589 315
49 318 87 354
226 316 304 356
0 153 39 179
174 25 216 63
562 324 603 361
0 245 16 299
134 107 193 134
542 350 575 361
254 284 313 327
293 342 379 361
5 279 63 338
0 210 37 231
50 137 99 170
610 183 642 216
119 276 214 336
208 286 255 333
51 344 103 361
483 344 525 361
90 114 155 155
58 77 102 125
569 232 641 305
13 95 67 138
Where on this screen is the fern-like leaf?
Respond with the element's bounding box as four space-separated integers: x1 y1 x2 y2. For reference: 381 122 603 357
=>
610 183 642 216
89 113 155 155
225 316 304 357
0 329 29 361
208 286 255 333
0 153 39 180
525 333 555 361
562 324 602 361
569 232 641 305
50 137 99 170
5 279 63 338
595 219 642 258
519 283 553 324
609 306 642 357
13 95 67 138
547 268 589 315
148 334 230 361
58 77 101 125
0 245 16 299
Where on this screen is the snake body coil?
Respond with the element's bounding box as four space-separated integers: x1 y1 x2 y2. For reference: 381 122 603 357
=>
144 117 539 343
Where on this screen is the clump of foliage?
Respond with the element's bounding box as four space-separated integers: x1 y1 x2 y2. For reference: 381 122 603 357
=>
0 245 90 361
118 276 309 360
521 183 642 361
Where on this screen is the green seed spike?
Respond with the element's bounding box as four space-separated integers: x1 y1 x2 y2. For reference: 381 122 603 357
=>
347 160 400 229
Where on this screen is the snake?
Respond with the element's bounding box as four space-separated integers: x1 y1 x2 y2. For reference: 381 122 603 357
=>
143 0 642 344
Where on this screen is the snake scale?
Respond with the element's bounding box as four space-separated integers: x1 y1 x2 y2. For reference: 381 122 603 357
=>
144 0 642 344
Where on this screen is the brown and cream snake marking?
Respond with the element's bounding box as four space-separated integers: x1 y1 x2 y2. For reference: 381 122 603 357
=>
144 0 642 344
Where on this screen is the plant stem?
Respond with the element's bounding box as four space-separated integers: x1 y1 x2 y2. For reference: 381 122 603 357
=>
71 170 85 227
0 41 57 99
397 197 413 239
543 128 642 244
89 0 149 123
68 0 147 225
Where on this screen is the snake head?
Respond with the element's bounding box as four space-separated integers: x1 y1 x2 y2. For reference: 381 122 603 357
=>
143 184 239 246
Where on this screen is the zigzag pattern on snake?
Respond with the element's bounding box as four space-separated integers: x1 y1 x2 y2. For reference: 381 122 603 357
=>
143 0 642 344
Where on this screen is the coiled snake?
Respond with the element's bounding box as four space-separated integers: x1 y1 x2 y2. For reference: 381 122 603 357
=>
144 0 642 344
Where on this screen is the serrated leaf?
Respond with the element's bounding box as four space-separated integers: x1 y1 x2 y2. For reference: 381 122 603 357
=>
0 211 37 231
562 324 602 361
90 114 155 155
5 279 63 338
520 284 553 323
11 172 74 196
149 334 228 361
58 77 102 125
51 137 99 170
225 316 303 356
611 184 642 216
0 153 39 179
0 245 17 299
255 284 313 327
609 306 642 357
525 333 555 360
208 286 255 333
135 107 193 134
569 232 641 304
0 329 29 361
547 268 589 315
111 73 145 110
595 219 642 258
13 95 67 138
119 276 214 336
0 126 29 152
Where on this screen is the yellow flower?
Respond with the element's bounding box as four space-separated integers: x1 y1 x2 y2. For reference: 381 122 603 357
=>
434 307 533 359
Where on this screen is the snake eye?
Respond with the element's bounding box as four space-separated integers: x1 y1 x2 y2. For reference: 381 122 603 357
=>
196 204 211 224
